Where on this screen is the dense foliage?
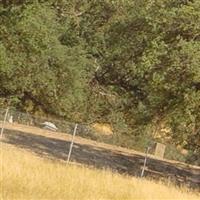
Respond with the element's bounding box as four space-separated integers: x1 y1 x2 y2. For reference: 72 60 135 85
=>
0 0 200 164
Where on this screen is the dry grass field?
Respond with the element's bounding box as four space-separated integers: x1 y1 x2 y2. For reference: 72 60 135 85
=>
1 143 199 200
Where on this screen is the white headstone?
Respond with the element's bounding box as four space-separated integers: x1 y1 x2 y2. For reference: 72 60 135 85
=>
8 115 13 123
155 143 166 158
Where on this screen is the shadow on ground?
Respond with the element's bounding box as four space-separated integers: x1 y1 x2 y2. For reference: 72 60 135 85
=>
2 129 200 189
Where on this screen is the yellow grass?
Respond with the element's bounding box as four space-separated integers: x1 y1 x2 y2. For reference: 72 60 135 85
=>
0 143 199 200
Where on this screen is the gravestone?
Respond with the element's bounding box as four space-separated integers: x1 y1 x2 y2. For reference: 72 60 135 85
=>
154 142 166 158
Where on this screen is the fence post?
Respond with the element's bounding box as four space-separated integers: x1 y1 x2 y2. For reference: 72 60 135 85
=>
67 123 78 164
0 107 9 139
141 146 150 177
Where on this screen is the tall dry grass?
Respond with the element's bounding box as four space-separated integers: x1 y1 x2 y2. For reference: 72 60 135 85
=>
0 143 199 200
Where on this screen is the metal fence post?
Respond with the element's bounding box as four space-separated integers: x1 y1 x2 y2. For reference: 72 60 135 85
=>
0 107 9 139
67 123 78 164
141 146 150 177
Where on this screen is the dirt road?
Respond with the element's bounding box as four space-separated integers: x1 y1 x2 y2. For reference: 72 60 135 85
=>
1 122 200 189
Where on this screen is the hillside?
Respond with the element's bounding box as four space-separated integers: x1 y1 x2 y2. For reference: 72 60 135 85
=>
1 122 200 190
1 0 200 163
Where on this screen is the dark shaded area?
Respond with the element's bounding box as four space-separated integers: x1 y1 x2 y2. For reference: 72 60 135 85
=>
2 129 200 190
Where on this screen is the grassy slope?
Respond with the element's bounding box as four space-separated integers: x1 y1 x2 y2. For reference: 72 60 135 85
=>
1 143 199 200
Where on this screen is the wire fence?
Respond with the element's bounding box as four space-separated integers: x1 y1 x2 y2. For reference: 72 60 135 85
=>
0 107 200 189
0 107 191 163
